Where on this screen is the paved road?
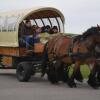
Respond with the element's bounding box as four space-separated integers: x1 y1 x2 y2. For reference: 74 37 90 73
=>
0 69 100 100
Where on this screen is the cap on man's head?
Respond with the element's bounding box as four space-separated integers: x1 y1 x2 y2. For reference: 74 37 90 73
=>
25 20 31 23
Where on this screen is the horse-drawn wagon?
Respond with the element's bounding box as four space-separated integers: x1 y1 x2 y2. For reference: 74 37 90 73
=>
0 7 65 81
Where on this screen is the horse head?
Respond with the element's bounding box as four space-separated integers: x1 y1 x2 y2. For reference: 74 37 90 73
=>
72 26 100 55
82 26 100 43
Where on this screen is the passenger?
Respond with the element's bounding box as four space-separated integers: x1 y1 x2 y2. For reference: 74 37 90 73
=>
40 25 51 43
44 25 51 33
25 25 39 49
41 26 45 33
23 20 33 49
50 26 58 34
31 25 38 33
33 26 42 43
24 20 32 36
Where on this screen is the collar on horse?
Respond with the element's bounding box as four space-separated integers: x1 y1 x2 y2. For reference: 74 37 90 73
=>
67 35 96 59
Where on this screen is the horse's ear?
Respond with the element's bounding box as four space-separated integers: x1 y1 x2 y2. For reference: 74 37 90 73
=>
97 24 100 28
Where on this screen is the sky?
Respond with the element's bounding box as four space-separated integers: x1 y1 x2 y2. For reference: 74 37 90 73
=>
0 0 100 34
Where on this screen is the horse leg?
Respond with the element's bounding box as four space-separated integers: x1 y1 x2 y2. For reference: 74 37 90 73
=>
67 70 77 88
41 42 48 77
54 60 69 83
96 64 100 86
59 63 68 82
75 68 83 82
47 62 58 84
67 62 80 88
97 70 100 86
88 65 99 89
47 60 62 84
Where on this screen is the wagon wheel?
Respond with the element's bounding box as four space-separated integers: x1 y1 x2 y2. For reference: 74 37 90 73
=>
16 62 33 82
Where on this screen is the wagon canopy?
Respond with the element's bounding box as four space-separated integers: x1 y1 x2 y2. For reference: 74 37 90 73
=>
0 7 65 47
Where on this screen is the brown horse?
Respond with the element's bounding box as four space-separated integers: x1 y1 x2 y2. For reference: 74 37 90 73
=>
42 34 73 83
43 35 83 84
68 26 100 88
43 26 100 89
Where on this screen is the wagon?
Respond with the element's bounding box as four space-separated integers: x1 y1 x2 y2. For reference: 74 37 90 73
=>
0 7 65 81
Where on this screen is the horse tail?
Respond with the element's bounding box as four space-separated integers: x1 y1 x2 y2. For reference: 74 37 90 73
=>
43 42 48 61
41 42 49 77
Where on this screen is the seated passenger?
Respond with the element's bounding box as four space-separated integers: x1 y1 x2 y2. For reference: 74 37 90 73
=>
43 25 51 33
32 25 38 33
23 20 33 49
49 26 58 34
24 20 32 36
33 26 42 43
40 25 51 43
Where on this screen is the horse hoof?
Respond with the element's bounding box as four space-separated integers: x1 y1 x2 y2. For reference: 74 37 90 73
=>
88 80 99 89
67 83 74 88
93 86 99 89
73 83 77 88
96 81 100 87
67 82 77 88
98 82 100 87
91 85 99 89
69 84 77 88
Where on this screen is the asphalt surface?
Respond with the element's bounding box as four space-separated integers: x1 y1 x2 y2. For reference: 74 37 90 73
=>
0 69 100 100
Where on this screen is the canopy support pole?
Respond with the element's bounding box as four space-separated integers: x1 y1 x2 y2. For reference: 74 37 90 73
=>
55 17 60 32
48 18 52 28
40 19 45 26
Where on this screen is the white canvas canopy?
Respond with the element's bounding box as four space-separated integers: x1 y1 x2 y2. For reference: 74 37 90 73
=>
0 7 65 47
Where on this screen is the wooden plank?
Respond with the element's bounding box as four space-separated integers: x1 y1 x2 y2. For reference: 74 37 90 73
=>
0 44 45 57
34 43 44 53
0 47 19 56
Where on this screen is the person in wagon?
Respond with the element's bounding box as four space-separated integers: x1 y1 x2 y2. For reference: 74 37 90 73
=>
18 20 34 48
25 25 42 49
40 25 51 43
24 20 32 35
43 25 51 33
49 26 58 34
23 20 33 49
33 26 42 43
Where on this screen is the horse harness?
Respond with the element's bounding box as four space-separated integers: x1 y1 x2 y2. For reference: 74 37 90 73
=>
67 36 96 60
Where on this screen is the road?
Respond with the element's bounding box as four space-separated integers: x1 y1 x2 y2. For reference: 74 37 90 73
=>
0 69 100 100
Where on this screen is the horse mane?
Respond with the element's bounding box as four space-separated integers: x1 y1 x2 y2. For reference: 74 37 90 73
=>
73 35 82 43
82 27 100 39
72 26 100 43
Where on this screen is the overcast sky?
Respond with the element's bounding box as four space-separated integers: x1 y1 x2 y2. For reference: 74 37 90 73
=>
0 0 100 34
